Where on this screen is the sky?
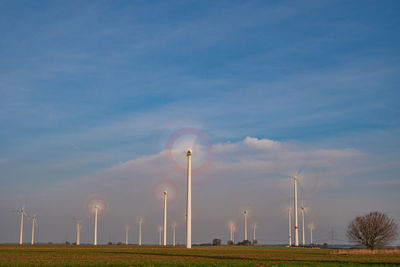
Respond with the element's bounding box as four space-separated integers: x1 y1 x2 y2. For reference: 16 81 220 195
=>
0 0 399 245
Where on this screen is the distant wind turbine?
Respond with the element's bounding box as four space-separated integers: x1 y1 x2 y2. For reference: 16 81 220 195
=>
29 214 38 245
124 225 130 245
309 222 314 245
229 222 235 243
87 198 106 246
9 207 28 245
158 226 162 246
301 205 306 246
243 210 248 241
252 223 257 245
138 218 143 246
172 222 177 246
74 219 82 246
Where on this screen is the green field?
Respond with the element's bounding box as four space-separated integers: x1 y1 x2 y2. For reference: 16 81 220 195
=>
0 245 399 267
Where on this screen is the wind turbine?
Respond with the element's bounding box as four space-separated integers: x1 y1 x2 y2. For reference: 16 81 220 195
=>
124 225 130 245
228 222 235 243
9 207 28 245
243 210 248 241
94 205 99 245
186 149 192 248
163 190 167 246
172 222 177 246
252 223 257 245
29 214 38 245
293 176 299 246
288 207 292 246
158 226 162 246
309 222 314 246
87 198 107 246
301 205 306 246
232 225 236 244
138 218 143 246
74 218 82 246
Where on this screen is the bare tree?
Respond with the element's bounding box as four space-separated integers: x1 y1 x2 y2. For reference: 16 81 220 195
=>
347 211 398 250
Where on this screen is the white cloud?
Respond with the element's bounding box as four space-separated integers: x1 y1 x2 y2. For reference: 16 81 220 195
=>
243 136 281 150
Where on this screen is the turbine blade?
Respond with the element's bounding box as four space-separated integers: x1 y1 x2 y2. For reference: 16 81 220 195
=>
297 178 305 195
296 166 306 176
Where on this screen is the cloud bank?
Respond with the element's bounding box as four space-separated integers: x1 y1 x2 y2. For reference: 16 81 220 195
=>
3 135 397 245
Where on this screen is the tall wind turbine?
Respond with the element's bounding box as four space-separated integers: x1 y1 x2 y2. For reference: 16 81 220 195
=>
163 190 167 246
124 225 130 245
293 176 299 246
301 205 306 246
172 222 177 246
243 210 248 241
30 215 38 245
288 207 292 246
9 207 27 245
138 218 143 246
94 205 99 245
87 197 107 246
87 198 106 246
158 226 162 246
186 149 192 248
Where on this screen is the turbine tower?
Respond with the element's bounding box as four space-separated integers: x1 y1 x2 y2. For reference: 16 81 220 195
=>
158 226 162 246
9 207 27 245
75 220 82 246
30 215 37 245
309 223 314 245
288 207 292 246
172 222 177 246
94 205 99 245
229 222 234 243
125 226 130 245
293 176 299 246
252 223 257 245
138 218 143 246
243 210 248 241
186 149 192 248
301 206 305 246
163 191 167 246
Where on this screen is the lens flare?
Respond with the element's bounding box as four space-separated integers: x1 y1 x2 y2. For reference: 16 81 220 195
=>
165 127 213 175
152 179 178 205
86 197 107 217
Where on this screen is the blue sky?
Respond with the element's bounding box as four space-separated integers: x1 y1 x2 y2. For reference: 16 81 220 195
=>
0 1 399 244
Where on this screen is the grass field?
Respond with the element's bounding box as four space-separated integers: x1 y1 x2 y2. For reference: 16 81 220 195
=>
0 245 399 267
